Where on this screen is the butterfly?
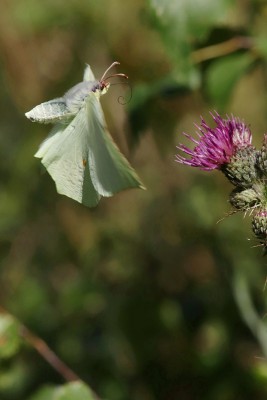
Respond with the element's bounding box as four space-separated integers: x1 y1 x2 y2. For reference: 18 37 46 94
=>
25 62 145 207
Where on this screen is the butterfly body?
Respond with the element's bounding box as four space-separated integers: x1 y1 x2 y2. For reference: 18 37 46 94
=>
25 63 144 207
63 80 109 114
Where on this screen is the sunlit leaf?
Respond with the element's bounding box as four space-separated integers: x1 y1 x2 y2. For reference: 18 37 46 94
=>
29 386 56 400
54 381 96 400
29 382 97 400
147 0 230 87
0 314 21 359
148 0 230 40
254 32 267 61
0 362 29 395
205 53 255 108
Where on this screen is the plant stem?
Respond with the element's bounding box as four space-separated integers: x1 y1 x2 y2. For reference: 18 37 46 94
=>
0 305 79 381
0 306 100 399
192 36 253 63
20 325 80 382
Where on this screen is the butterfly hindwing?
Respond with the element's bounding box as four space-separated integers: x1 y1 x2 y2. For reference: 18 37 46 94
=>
85 94 145 196
35 110 101 207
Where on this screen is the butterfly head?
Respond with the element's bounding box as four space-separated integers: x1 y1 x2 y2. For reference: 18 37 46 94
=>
92 80 111 96
96 61 128 96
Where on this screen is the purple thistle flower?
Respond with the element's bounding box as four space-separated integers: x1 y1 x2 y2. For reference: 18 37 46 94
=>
176 112 252 171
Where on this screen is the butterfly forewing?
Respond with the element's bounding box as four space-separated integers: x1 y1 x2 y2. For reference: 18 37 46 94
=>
83 64 96 82
36 110 101 207
85 94 145 196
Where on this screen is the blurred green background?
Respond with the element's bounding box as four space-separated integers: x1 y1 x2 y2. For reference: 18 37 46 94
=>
1 0 267 399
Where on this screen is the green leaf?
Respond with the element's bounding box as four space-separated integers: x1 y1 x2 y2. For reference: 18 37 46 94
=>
147 0 230 80
0 362 29 395
128 75 193 148
29 382 97 400
254 32 267 61
205 53 255 109
148 0 230 39
0 314 21 359
29 386 56 400
54 381 96 400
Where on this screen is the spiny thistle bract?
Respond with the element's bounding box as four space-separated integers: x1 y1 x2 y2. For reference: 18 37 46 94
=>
176 112 267 253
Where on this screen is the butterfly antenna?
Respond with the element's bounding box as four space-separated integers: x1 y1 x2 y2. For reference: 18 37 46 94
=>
109 82 132 105
101 62 131 104
118 82 133 106
100 61 120 81
103 73 128 81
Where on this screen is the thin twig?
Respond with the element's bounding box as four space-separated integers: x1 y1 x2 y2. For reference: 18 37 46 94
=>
0 306 79 381
20 325 79 382
192 36 253 64
0 306 100 399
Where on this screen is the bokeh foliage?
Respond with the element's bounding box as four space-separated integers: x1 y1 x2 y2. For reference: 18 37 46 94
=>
1 0 267 399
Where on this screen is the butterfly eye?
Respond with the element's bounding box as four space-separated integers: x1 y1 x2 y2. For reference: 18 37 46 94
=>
100 82 107 91
92 83 99 93
92 81 108 93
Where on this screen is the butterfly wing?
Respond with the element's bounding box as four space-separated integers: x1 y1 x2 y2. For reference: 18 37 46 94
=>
27 64 95 124
35 112 101 207
85 94 145 197
83 64 95 82
25 98 75 124
33 63 144 206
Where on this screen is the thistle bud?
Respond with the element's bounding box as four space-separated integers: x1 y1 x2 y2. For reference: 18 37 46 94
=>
221 146 258 188
256 134 267 176
252 209 267 242
230 187 261 211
